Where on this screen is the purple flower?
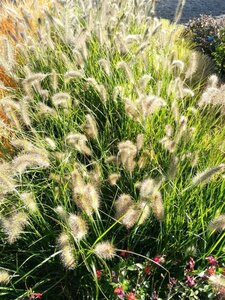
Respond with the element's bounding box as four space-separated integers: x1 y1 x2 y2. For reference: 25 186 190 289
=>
169 277 177 286
206 256 218 266
186 257 195 272
186 276 196 287
151 291 158 300
114 287 125 299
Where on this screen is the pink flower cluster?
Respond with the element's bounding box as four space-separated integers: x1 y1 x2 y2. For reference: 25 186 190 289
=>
114 287 137 300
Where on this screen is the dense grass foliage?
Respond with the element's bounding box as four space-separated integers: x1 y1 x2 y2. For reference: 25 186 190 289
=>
0 1 225 299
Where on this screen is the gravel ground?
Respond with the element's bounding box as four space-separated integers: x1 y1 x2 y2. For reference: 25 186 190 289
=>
155 0 225 23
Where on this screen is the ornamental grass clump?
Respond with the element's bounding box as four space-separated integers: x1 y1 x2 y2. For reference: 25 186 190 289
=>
0 0 225 299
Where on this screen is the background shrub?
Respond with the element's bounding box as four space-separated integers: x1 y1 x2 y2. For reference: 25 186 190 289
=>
185 15 225 75
213 28 225 74
185 15 222 55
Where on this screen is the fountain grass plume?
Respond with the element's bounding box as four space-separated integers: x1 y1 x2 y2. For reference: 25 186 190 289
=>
191 164 225 187
94 241 115 260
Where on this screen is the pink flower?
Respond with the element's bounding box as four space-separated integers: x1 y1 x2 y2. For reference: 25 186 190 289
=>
114 287 125 300
151 291 159 300
169 277 177 286
153 255 165 264
127 292 137 300
186 257 195 272
96 270 102 279
144 266 151 275
29 293 42 300
114 287 124 295
206 256 218 266
186 276 196 287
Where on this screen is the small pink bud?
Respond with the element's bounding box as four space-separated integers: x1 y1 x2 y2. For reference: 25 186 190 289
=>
186 276 196 287
206 256 218 266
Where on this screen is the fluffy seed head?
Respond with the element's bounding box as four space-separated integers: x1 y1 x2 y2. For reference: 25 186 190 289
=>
137 201 151 225
115 194 133 219
73 186 93 216
52 92 71 109
12 152 50 174
86 184 100 213
2 211 29 244
51 69 58 92
185 52 198 78
118 140 137 171
138 74 152 91
98 58 111 76
89 162 102 187
139 178 157 199
138 150 153 169
73 182 100 215
11 139 36 152
165 124 173 137
150 191 164 221
68 214 88 241
66 133 92 156
136 134 144 151
58 232 70 248
112 86 123 102
45 137 57 150
0 162 16 194
94 241 115 260
182 88 195 98
71 169 85 189
192 164 225 186
60 245 76 270
207 74 219 88
108 173 120 186
64 70 85 80
121 205 141 228
118 140 137 154
55 206 68 220
172 60 185 73
97 84 108 103
83 114 98 140
137 95 166 120
125 98 139 120
0 270 10 284
20 97 31 127
208 275 225 289
20 192 37 213
209 214 225 232
58 232 76 269
105 155 118 164
160 137 176 153
23 73 47 86
116 61 134 83
86 78 107 103
37 103 57 117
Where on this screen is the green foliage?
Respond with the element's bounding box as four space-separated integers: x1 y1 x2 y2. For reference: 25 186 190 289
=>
213 29 225 74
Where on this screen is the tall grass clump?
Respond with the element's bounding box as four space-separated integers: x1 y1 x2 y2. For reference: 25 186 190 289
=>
0 0 225 299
